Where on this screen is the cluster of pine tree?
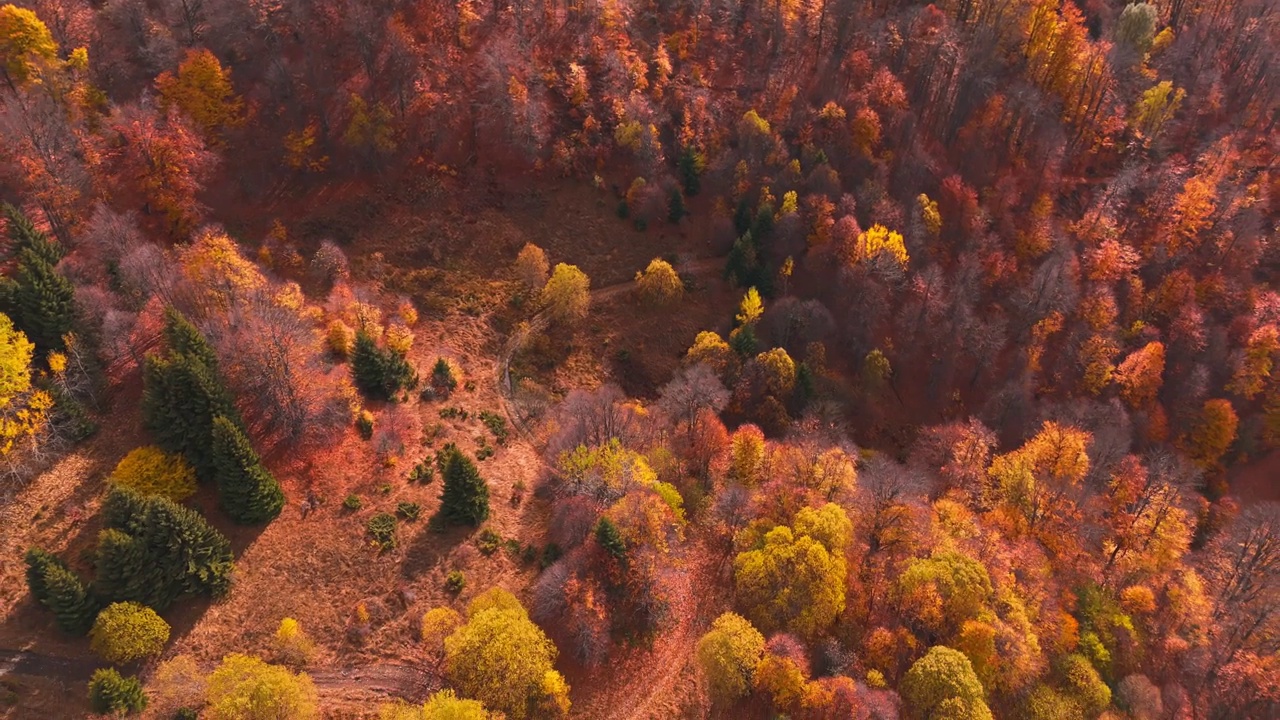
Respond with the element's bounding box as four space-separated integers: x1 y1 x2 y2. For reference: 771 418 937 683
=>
142 309 283 524
0 204 76 353
351 329 417 400
24 548 98 635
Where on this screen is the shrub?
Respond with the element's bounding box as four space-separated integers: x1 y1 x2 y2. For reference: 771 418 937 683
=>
88 668 147 715
343 494 362 511
273 617 315 667
431 357 459 396
478 411 509 444
326 320 354 358
367 512 397 551
422 607 463 647
205 654 317 720
540 544 563 569
90 602 171 664
476 528 502 556
409 460 434 484
355 410 374 439
109 447 198 502
446 570 465 594
396 502 421 520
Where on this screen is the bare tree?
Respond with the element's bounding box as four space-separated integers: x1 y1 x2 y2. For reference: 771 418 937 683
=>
657 364 730 440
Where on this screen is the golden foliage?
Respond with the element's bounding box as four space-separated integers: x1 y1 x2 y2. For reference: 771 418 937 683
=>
109 446 198 502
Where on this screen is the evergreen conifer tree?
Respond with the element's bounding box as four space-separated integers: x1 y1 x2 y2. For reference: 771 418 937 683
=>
351 329 416 400
142 352 238 481
3 203 63 265
439 445 489 526
88 668 147 715
24 547 66 606
41 563 98 635
595 517 627 561
211 415 284 524
163 307 221 371
0 247 76 352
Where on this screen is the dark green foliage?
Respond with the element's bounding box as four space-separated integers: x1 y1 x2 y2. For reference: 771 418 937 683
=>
795 362 816 406
24 547 65 605
3 203 63 265
351 330 417 400
343 494 362 511
445 570 465 594
678 146 704 196
162 307 220 372
0 248 77 353
396 502 421 520
431 357 457 396
729 326 758 357
476 528 502 555
174 709 198 720
40 563 98 635
211 416 284 524
409 460 434 484
88 668 147 716
95 489 234 610
366 512 397 551
540 543 563 569
142 351 239 483
438 444 490 526
733 199 753 236
595 517 627 561
668 188 687 224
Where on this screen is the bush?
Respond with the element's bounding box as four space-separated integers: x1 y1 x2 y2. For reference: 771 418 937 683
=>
409 460 434 484
273 617 315 667
422 607 463 647
446 570 465 594
206 654 317 720
108 447 198 502
343 494 362 511
476 528 502 556
88 668 147 715
478 411 509 444
367 512 397 551
431 357 459 397
355 410 374 439
396 502 421 520
540 544 563 569
90 602 171 664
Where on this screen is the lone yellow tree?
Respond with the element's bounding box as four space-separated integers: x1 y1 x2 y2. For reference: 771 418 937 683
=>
540 263 590 324
0 4 56 88
157 49 245 141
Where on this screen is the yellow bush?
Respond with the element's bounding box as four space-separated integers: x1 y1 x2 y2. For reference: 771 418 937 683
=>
423 607 464 648
109 446 198 502
274 617 316 667
327 320 355 358
90 602 171 664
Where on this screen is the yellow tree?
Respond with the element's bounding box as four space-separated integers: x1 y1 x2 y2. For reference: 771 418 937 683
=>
736 287 764 326
987 421 1091 531
180 227 267 313
733 517 847 639
0 4 56 88
156 49 244 141
205 654 317 720
1183 399 1238 471
0 312 50 459
444 589 570 719
696 612 765 704
1131 81 1185 140
540 263 590 324
1229 325 1279 400
635 258 683 306
853 224 909 270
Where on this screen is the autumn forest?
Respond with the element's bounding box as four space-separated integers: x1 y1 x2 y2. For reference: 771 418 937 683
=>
0 0 1277 718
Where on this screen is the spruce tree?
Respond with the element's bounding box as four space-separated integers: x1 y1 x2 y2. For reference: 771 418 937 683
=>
142 352 238 481
162 307 221 372
97 489 235 610
351 329 416 400
1 248 76 352
211 415 284 524
668 187 687 224
41 563 98 635
88 668 147 716
595 517 627 561
439 445 489 526
24 547 66 606
3 203 63 265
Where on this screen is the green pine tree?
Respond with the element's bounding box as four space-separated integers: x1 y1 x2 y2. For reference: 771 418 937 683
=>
211 416 284 524
1 248 76 352
678 146 704 197
668 187 687 224
88 668 147 716
595 517 627 561
3 203 63 265
162 307 221 371
438 444 489 526
142 352 239 482
97 489 235 610
24 547 66 606
41 563 98 635
351 330 416 400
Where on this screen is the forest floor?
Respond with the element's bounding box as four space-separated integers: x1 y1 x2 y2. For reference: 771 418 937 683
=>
0 175 738 719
